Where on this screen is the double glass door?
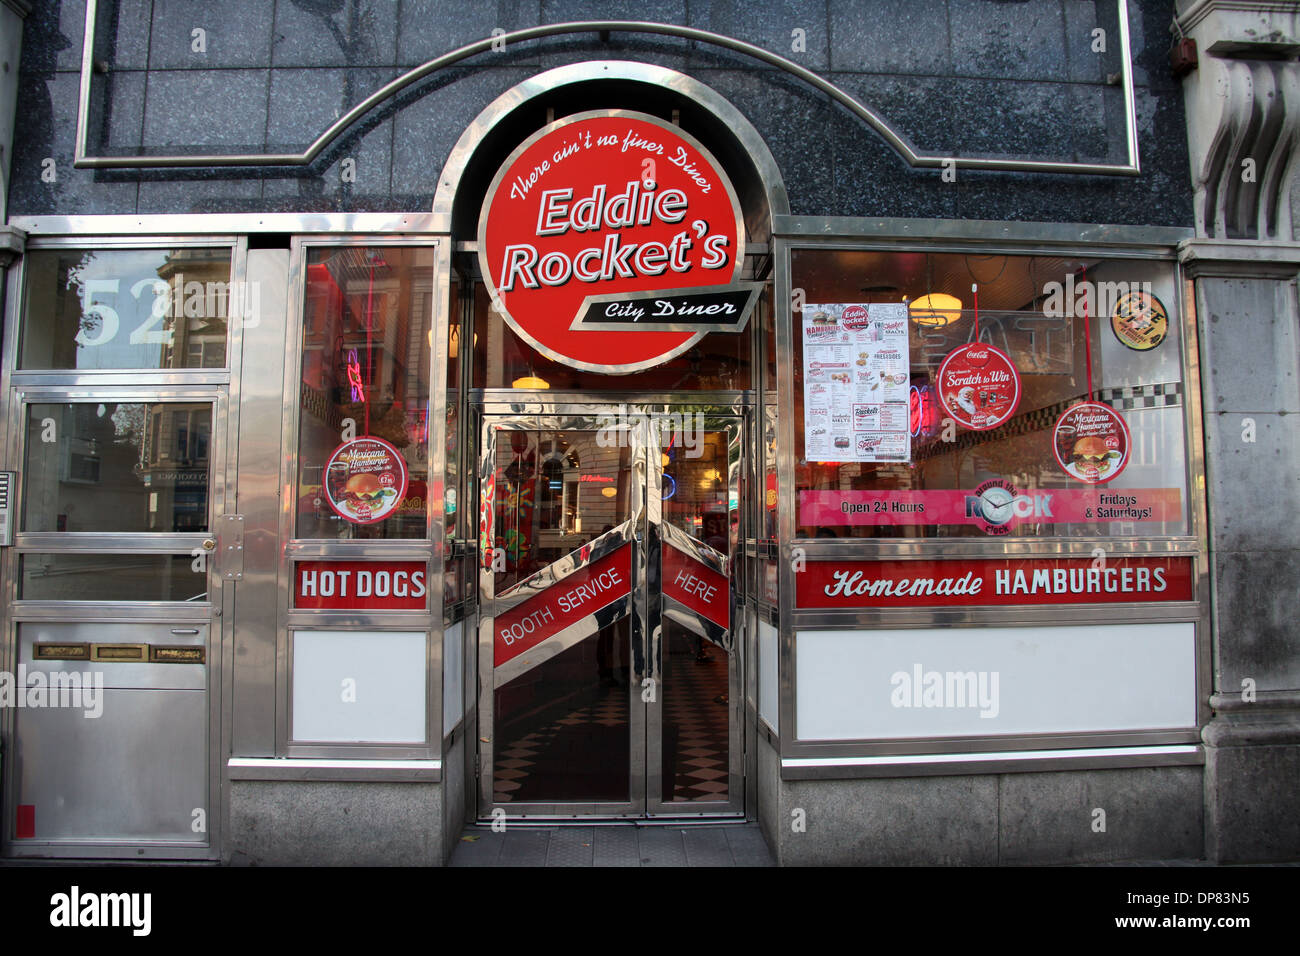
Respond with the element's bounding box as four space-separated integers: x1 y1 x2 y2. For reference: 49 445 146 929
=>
477 407 743 817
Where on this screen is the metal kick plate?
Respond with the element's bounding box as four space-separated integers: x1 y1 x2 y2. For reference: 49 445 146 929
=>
221 514 245 580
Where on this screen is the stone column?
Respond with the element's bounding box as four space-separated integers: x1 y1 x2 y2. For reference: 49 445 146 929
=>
0 0 29 270
1175 0 1300 863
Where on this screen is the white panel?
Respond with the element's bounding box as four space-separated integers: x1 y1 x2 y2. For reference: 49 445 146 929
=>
442 620 464 733
293 630 427 743
759 620 779 732
796 623 1196 741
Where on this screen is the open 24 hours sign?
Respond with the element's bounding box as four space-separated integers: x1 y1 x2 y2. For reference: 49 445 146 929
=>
479 110 761 374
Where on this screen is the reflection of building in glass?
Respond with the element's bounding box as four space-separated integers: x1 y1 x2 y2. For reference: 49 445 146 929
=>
21 402 209 534
297 248 433 539
155 249 232 370
140 404 211 533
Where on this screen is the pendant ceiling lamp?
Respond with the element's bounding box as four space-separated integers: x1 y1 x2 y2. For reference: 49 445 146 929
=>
908 257 963 328
909 293 963 328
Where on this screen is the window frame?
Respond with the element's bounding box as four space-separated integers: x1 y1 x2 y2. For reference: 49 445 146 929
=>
771 222 1211 765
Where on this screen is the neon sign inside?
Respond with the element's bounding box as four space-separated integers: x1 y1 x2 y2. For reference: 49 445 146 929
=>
346 349 365 403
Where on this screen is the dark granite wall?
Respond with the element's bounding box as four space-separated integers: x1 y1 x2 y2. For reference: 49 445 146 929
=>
9 0 1191 226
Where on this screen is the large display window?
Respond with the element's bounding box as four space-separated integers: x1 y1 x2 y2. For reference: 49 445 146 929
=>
294 246 434 540
790 249 1190 540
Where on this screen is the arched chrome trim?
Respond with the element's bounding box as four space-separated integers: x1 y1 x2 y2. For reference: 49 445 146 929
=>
439 64 789 227
74 7 1140 177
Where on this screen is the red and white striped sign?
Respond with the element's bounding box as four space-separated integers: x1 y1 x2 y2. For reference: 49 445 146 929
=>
494 545 633 666
662 544 729 630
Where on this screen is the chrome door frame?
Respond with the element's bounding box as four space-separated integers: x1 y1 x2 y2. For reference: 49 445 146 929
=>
475 401 749 820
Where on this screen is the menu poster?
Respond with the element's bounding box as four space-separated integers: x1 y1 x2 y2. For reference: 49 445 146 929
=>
803 303 911 463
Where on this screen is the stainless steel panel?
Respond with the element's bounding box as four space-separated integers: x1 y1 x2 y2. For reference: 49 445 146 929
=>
780 744 1204 780
9 602 211 622
12 687 207 844
771 219 1191 251
231 247 289 758
219 514 245 580
1175 270 1215 740
782 730 1202 761
272 238 441 763
227 757 441 782
20 622 206 690
12 214 448 237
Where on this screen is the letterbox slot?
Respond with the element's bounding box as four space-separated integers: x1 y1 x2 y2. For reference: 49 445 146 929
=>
33 643 90 661
90 643 148 662
150 645 206 664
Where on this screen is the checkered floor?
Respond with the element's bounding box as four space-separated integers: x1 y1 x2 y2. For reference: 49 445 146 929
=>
493 645 730 805
494 684 630 803
662 643 730 802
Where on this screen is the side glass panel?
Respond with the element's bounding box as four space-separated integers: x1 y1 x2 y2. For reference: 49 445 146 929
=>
490 430 633 593
494 618 631 804
660 424 736 804
295 247 433 539
20 248 232 370
23 401 213 533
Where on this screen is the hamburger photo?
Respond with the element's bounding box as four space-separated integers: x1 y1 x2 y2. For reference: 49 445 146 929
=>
1070 435 1119 478
336 472 394 515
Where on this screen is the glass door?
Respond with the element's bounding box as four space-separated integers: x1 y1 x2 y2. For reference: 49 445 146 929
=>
476 407 744 819
648 413 744 815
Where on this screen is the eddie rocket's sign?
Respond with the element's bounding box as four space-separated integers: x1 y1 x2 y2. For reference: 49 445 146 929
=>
479 110 759 374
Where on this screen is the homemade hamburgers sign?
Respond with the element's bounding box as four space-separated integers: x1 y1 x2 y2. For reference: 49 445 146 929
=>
479 110 759 374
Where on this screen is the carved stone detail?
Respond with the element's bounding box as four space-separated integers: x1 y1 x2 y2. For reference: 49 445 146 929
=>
1177 0 1300 239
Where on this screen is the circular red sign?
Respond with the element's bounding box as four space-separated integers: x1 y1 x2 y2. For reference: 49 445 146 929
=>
479 110 744 374
936 343 1021 431
323 436 409 525
1052 401 1131 483
840 305 869 330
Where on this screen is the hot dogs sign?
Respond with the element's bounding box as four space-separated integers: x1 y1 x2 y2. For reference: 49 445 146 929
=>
479 110 760 374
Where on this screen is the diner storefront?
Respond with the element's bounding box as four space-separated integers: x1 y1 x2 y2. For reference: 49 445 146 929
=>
0 1 1297 866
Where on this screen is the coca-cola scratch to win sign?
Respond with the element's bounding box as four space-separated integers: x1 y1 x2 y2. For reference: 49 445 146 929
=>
935 343 1021 431
479 110 758 374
